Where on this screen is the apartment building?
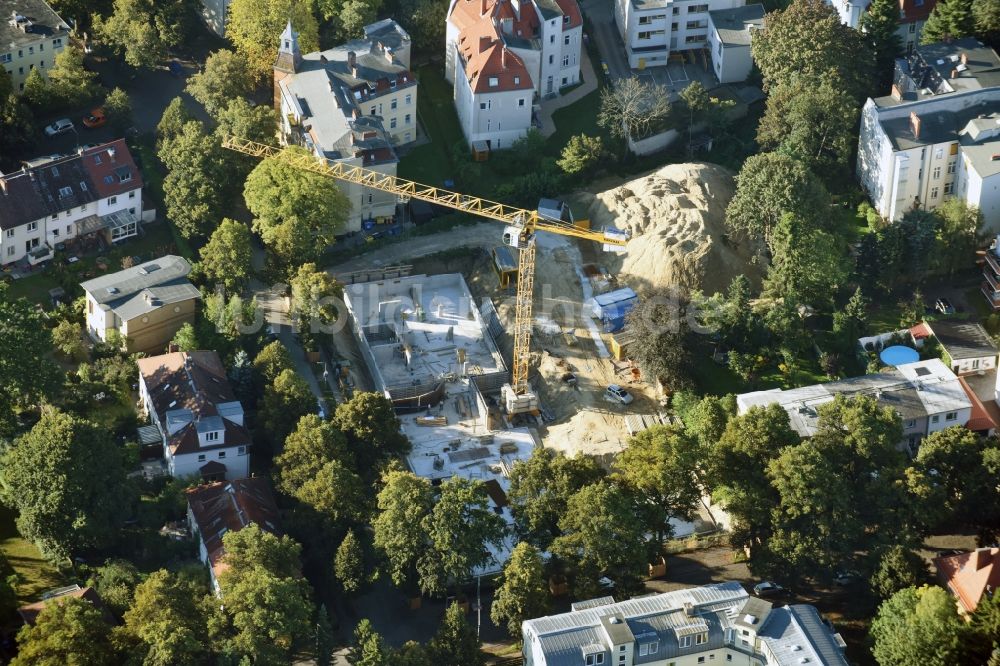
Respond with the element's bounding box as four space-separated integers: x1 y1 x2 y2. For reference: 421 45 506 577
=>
827 0 936 54
857 39 1000 231
273 20 413 230
614 0 744 70
1 0 69 93
137 350 251 481
706 4 764 84
0 140 142 267
446 0 582 149
737 358 973 454
522 582 850 666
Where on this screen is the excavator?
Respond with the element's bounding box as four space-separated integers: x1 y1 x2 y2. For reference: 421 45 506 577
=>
221 137 628 414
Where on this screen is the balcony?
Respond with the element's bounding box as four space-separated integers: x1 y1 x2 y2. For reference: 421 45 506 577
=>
982 283 1000 310
985 250 1000 276
985 270 1000 292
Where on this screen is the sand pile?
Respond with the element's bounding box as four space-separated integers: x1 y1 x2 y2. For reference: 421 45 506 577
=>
577 163 762 296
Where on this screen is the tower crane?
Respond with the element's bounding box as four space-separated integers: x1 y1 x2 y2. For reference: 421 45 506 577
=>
222 137 628 414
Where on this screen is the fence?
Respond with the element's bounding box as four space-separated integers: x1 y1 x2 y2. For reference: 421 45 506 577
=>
627 128 679 156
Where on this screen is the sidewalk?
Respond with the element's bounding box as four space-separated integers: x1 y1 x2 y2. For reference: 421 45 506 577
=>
536 48 599 138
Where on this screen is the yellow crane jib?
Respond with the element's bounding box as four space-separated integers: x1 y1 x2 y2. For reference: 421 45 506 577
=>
221 137 629 414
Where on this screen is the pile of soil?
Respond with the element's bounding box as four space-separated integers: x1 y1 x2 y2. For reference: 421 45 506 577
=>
574 163 763 296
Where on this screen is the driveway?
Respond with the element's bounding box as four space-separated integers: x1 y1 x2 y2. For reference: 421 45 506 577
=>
580 0 632 82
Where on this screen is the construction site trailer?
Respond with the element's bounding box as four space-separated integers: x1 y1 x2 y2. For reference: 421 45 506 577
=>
492 245 518 288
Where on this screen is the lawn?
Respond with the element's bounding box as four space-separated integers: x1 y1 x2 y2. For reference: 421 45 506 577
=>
693 354 829 396
0 506 64 605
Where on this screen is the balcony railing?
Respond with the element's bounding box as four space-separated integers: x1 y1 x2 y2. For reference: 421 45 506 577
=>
985 270 1000 292
982 283 1000 310
985 251 1000 276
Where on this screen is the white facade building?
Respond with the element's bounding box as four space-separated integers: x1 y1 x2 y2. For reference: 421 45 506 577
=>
1 0 69 93
706 4 763 84
614 0 743 70
446 0 582 149
137 351 251 481
0 141 142 266
857 39 1000 232
826 0 936 55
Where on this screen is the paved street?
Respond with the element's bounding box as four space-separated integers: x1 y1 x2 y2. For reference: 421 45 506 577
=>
580 0 632 82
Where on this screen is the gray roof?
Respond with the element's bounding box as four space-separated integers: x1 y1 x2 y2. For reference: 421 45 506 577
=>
929 320 999 359
709 4 765 47
81 255 201 320
535 0 566 20
913 38 1000 94
523 583 849 666
363 18 410 54
0 0 69 51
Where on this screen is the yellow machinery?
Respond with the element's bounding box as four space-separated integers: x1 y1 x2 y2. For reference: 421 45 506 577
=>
221 137 628 413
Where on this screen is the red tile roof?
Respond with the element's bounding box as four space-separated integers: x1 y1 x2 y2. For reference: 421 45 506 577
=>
80 139 143 199
935 547 1000 613
186 478 282 580
450 0 540 93
910 322 932 340
958 376 998 433
554 0 582 29
464 40 533 94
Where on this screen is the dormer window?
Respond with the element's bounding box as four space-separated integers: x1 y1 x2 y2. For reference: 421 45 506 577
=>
639 641 659 656
205 431 220 442
489 76 499 87
695 632 708 645
59 186 72 197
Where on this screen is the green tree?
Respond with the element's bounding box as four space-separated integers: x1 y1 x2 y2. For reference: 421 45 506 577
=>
832 287 869 352
156 97 193 149
427 602 484 666
348 619 387 666
417 478 507 596
315 605 336 666
217 525 314 663
244 147 351 268
113 569 210 665
45 46 100 110
185 49 254 117
319 0 384 37
51 320 86 360
871 545 929 601
199 218 254 293
751 0 874 99
756 77 859 174
254 341 295 383
406 0 448 52
682 394 735 448
95 0 194 68
333 392 410 470
922 0 976 43
170 322 199 352
552 481 648 596
372 469 434 588
614 425 702 543
290 263 342 333
508 447 605 549
0 91 35 161
490 542 548 638
159 121 231 239
862 0 904 85
260 369 315 448
335 529 366 594
12 597 115 666
215 98 278 147
871 586 966 666
763 213 848 306
274 414 352 496
909 426 988 527
0 410 132 560
974 0 1000 41
91 559 141 617
103 87 133 134
557 134 605 176
294 459 369 527
227 0 320 81
933 198 981 276
623 289 694 391
725 152 831 248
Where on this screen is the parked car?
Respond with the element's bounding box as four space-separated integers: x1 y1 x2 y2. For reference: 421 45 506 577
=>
606 384 633 404
753 581 788 598
44 118 74 136
935 297 955 315
833 571 859 586
82 108 106 128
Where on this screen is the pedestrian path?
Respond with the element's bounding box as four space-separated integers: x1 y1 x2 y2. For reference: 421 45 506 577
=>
536 48 599 138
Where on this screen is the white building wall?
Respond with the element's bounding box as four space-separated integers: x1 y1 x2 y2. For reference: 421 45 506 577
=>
169 446 250 480
708 38 752 83
1 34 67 94
456 74 533 148
617 0 739 69
926 407 973 435
558 24 583 89
949 354 997 375
510 45 544 95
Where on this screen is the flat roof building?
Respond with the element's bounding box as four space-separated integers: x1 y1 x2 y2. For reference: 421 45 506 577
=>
0 0 70 93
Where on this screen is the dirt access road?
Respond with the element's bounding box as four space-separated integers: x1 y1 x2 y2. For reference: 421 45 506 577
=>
324 222 660 459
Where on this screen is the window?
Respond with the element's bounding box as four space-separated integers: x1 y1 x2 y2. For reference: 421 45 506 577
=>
51 214 58 220
218 451 226 459
931 186 939 199
0 54 9 64
6 246 13 257
52 228 59 238
931 414 940 424
562 55 570 66
673 6 679 13
480 102 487 110
933 166 941 179
672 22 678 30
946 411 958 421
698 658 706 665
53 38 63 47
370 106 376 115
108 196 117 205
205 431 220 442
689 4 709 11
39 44 43 51
119 171 131 183
66 225 71 234
973 359 981 369
561 76 567 85
563 14 570 23
367 193 374 204
906 419 916 428
128 191 136 199
639 14 652 23
514 76 520 85
549 54 554 64
405 113 411 124
910 20 917 32
944 182 954 195
680 635 692 648
5 229 12 238
28 47 33 55
696 633 708 645
948 160 957 174
565 34 571 45
390 99 397 110
685 34 706 43
686 20 703 28
390 117 397 128
951 142 959 155
59 186 72 197
488 76 498 87
198 454 206 462
238 445 246 455
27 222 37 232
518 98 526 107
405 93 412 105
550 34 555 43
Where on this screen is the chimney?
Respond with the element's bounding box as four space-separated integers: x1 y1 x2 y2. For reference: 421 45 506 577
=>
891 84 902 101
108 147 116 163
502 47 508 69
951 68 959 79
975 547 994 570
910 111 921 140
481 0 489 15
0 178 6 195
479 35 491 53
961 51 969 65
347 50 356 70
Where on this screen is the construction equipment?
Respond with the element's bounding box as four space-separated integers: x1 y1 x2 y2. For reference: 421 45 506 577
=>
221 137 628 414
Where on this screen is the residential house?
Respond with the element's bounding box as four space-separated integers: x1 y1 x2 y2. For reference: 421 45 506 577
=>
274 20 413 232
446 0 583 149
17 585 112 626
935 547 1000 614
1 0 69 93
186 478 282 593
1 140 143 267
706 4 764 84
81 255 200 354
826 0 936 54
614 0 743 70
857 39 1000 231
922 319 999 375
522 581 850 666
737 358 973 454
137 350 251 481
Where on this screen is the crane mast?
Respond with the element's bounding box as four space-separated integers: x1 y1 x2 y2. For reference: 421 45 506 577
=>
221 137 627 413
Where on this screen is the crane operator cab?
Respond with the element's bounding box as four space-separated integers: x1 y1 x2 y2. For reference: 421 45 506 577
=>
503 224 534 249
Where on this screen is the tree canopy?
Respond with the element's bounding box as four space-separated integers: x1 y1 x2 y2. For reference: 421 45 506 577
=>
12 597 115 666
95 0 194 69
260 369 316 449
871 586 968 666
922 0 976 43
227 0 320 81
185 50 255 117
372 469 435 588
490 542 549 638
199 218 255 293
